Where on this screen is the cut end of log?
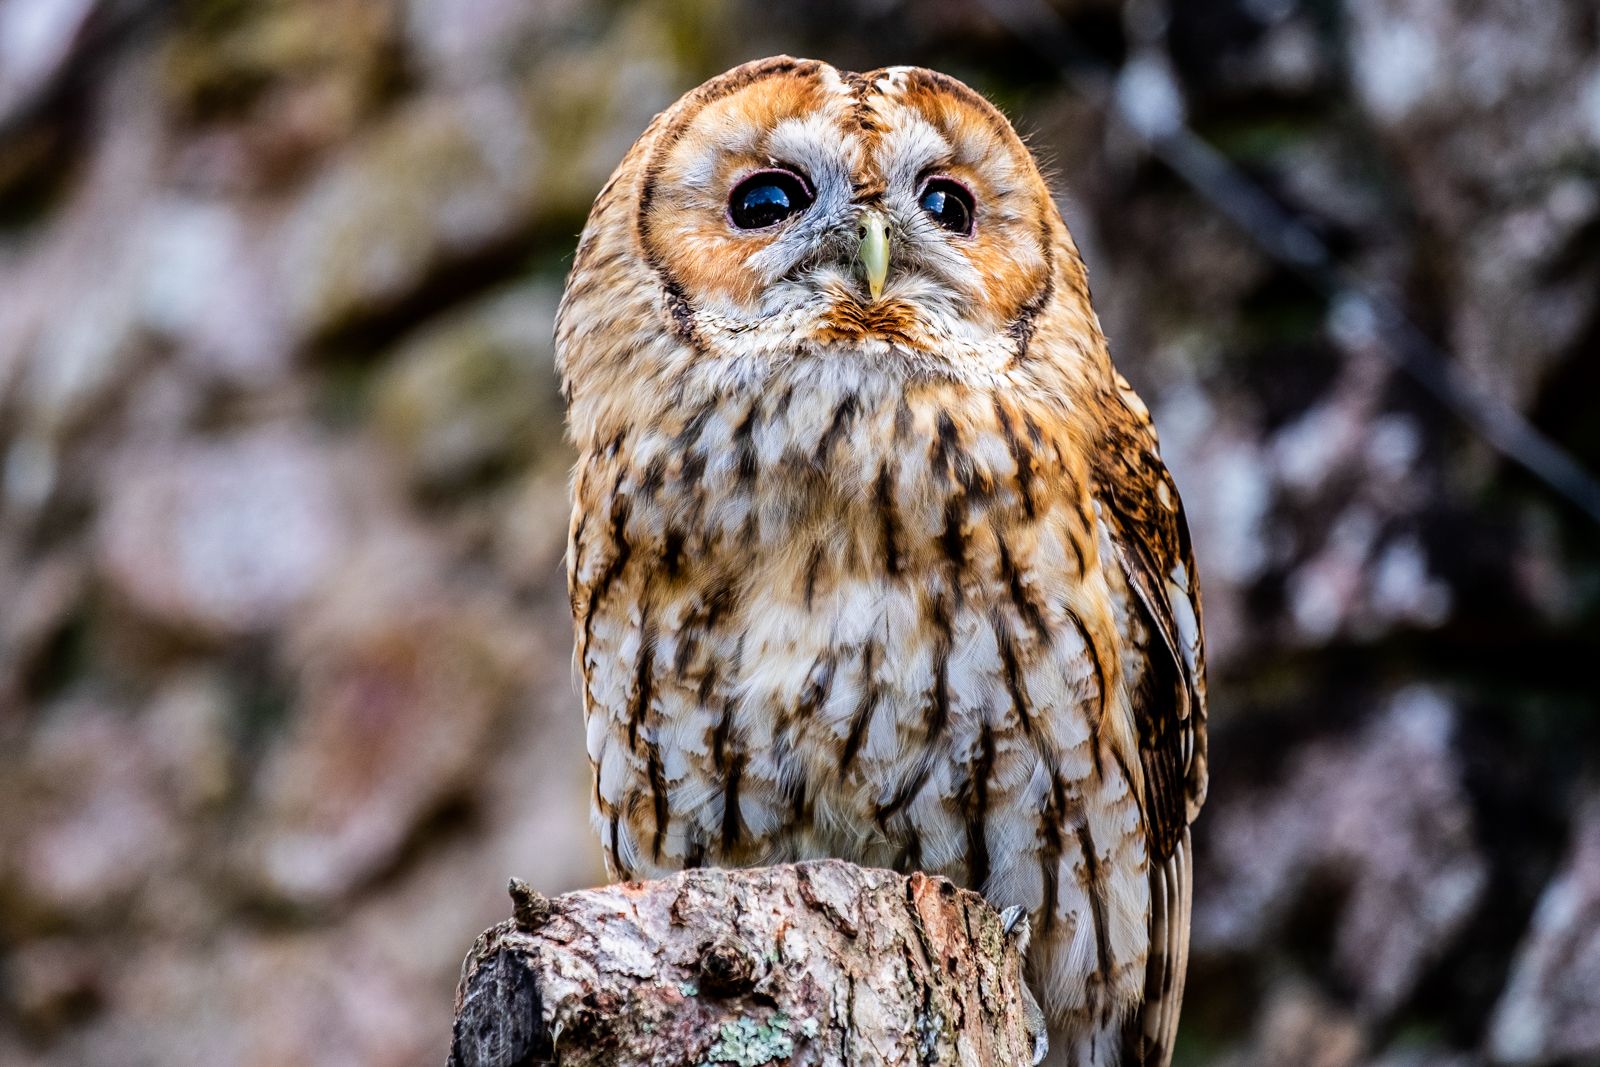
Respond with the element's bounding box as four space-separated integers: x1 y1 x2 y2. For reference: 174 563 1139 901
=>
451 948 548 1067
449 861 1045 1067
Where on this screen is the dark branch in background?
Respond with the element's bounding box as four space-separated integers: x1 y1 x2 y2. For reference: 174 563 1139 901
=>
976 0 1600 528
0 0 174 145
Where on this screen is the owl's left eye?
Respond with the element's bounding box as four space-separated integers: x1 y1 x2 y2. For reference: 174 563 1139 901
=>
729 170 814 230
919 178 975 235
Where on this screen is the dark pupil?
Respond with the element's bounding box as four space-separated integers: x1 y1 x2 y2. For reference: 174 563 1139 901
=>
730 173 811 229
741 185 790 223
921 182 972 233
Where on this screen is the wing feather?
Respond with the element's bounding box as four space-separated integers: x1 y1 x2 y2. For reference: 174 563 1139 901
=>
1095 374 1208 1067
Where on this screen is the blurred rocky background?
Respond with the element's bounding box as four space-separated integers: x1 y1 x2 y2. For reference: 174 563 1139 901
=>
0 0 1596 1064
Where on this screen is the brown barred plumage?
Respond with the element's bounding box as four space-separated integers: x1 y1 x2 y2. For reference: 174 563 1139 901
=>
557 57 1208 1067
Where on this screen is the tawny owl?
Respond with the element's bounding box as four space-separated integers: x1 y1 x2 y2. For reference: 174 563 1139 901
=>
556 57 1208 1067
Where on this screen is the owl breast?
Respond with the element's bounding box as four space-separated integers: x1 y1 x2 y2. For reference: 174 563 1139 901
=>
571 352 1154 1018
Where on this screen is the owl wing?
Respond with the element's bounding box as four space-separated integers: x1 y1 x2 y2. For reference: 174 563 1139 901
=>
1093 373 1208 1067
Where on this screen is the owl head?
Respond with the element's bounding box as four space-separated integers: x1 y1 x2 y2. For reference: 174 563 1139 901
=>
558 57 1107 436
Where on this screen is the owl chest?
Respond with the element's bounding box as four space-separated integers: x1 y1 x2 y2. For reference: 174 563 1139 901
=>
573 376 1128 873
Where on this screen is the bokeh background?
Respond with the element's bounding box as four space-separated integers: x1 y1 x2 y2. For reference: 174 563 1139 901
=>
1 0 1598 1064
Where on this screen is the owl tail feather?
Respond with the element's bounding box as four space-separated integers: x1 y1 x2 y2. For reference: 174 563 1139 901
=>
1121 826 1193 1067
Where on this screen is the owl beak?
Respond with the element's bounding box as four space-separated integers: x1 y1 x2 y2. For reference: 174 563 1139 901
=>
858 210 890 301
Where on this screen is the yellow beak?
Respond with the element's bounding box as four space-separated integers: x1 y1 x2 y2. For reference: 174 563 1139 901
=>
859 210 889 301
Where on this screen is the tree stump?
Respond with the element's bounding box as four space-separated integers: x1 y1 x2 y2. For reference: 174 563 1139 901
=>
448 860 1046 1067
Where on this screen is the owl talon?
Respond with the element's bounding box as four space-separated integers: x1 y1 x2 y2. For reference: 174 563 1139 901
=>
999 905 1032 955
1018 973 1048 1065
997 906 1046 1063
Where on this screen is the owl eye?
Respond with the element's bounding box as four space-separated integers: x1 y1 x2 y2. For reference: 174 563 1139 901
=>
728 170 813 230
919 179 974 235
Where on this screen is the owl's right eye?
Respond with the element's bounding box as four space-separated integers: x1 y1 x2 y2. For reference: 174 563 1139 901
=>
728 170 814 230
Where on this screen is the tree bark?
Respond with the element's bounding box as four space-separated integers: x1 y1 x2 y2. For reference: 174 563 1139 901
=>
448 860 1046 1067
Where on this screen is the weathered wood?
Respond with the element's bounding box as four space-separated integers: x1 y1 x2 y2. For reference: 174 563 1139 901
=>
448 860 1046 1067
